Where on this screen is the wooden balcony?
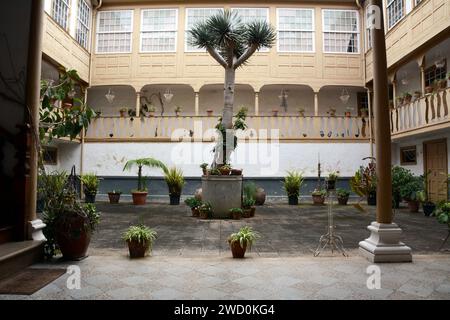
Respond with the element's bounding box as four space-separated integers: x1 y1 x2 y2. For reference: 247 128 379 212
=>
391 87 450 140
85 115 370 142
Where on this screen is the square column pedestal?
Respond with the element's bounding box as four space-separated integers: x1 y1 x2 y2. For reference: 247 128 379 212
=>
359 222 412 263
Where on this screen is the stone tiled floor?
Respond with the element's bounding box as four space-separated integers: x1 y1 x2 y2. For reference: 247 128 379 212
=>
3 202 448 300
87 202 450 256
1 254 449 300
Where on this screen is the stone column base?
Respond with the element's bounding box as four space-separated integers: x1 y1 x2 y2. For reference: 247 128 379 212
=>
28 219 46 241
359 222 412 263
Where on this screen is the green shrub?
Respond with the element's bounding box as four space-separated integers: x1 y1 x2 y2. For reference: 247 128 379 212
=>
184 197 202 209
164 167 185 196
336 188 350 198
283 170 304 197
80 173 99 195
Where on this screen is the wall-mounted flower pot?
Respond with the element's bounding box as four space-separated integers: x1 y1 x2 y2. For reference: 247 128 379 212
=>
126 240 150 258
229 241 247 258
288 195 298 205
169 194 180 205
132 191 148 205
108 192 121 204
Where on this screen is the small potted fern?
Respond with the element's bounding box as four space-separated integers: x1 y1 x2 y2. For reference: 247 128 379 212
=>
229 208 243 220
185 197 202 217
122 224 157 258
228 226 260 259
199 202 212 219
164 166 185 205
283 170 303 205
336 188 350 205
80 173 100 203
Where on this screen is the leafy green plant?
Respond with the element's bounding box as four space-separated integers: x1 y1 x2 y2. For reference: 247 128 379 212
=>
80 173 99 195
399 175 423 201
327 171 339 181
174 106 182 113
209 168 221 175
200 163 208 170
434 202 450 229
312 188 327 197
229 208 243 214
220 164 232 170
391 166 413 199
350 162 377 197
199 202 213 218
39 69 96 144
242 197 256 209
123 158 168 192
184 197 202 209
164 167 185 196
283 170 304 197
122 224 157 249
336 188 350 198
243 182 257 200
228 226 260 249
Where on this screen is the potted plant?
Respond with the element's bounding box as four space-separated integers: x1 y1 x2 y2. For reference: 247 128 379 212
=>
230 168 243 175
119 107 128 117
344 106 354 117
108 190 122 204
200 163 208 175
229 208 243 220
41 171 100 260
419 171 435 216
164 166 185 205
297 107 305 117
396 96 404 106
228 226 260 259
206 109 213 116
350 162 377 206
435 202 450 236
174 105 182 117
185 197 202 217
272 109 279 117
80 173 99 203
413 91 422 100
122 224 157 258
199 202 212 219
283 170 303 205
219 164 231 175
312 188 326 205
437 77 447 89
326 171 339 191
209 168 221 175
391 166 413 209
255 187 266 206
242 197 256 217
400 175 423 213
336 188 350 205
327 107 336 117
360 107 369 117
425 85 434 94
147 104 156 117
403 92 412 104
123 157 167 205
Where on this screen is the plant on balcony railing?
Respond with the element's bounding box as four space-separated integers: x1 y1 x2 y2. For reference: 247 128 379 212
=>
189 9 276 166
39 69 95 144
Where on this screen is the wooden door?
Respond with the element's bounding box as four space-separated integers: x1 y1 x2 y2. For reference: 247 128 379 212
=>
424 139 448 203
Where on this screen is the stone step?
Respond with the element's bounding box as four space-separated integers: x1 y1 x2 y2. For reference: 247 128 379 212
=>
0 240 44 281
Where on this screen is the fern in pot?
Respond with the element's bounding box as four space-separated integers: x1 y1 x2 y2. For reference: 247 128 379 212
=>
164 166 185 205
80 173 100 203
283 170 303 205
122 224 157 258
336 188 350 205
228 226 260 259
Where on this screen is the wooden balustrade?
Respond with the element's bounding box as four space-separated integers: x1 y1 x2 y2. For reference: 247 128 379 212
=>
390 87 449 138
85 115 369 142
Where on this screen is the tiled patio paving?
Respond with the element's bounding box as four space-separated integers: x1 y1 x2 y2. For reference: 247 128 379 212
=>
2 202 449 300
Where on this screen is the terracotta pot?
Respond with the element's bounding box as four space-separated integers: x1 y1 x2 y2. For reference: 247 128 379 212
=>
255 188 266 205
338 196 349 205
55 212 91 260
407 200 420 213
206 110 213 116
108 192 121 204
242 209 251 218
229 241 247 258
132 191 148 205
230 169 242 175
232 211 242 220
345 111 351 117
126 240 150 258
191 207 200 217
219 168 231 175
312 195 325 205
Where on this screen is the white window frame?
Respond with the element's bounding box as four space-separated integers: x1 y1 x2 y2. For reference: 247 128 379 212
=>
76 0 91 50
386 0 405 30
95 9 134 54
52 0 71 31
322 9 360 54
231 7 270 53
185 7 223 53
140 8 178 53
276 8 315 53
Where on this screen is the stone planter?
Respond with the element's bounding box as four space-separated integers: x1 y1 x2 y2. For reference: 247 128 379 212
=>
202 175 242 218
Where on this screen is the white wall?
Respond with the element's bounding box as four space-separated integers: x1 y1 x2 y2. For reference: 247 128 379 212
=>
200 84 254 115
259 85 314 116
87 86 136 116
44 142 81 173
319 87 365 116
83 142 371 177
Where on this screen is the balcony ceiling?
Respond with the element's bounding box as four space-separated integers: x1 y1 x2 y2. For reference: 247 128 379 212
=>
95 0 357 5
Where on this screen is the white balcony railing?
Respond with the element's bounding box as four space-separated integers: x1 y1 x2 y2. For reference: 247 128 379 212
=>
85 115 370 142
391 87 449 137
